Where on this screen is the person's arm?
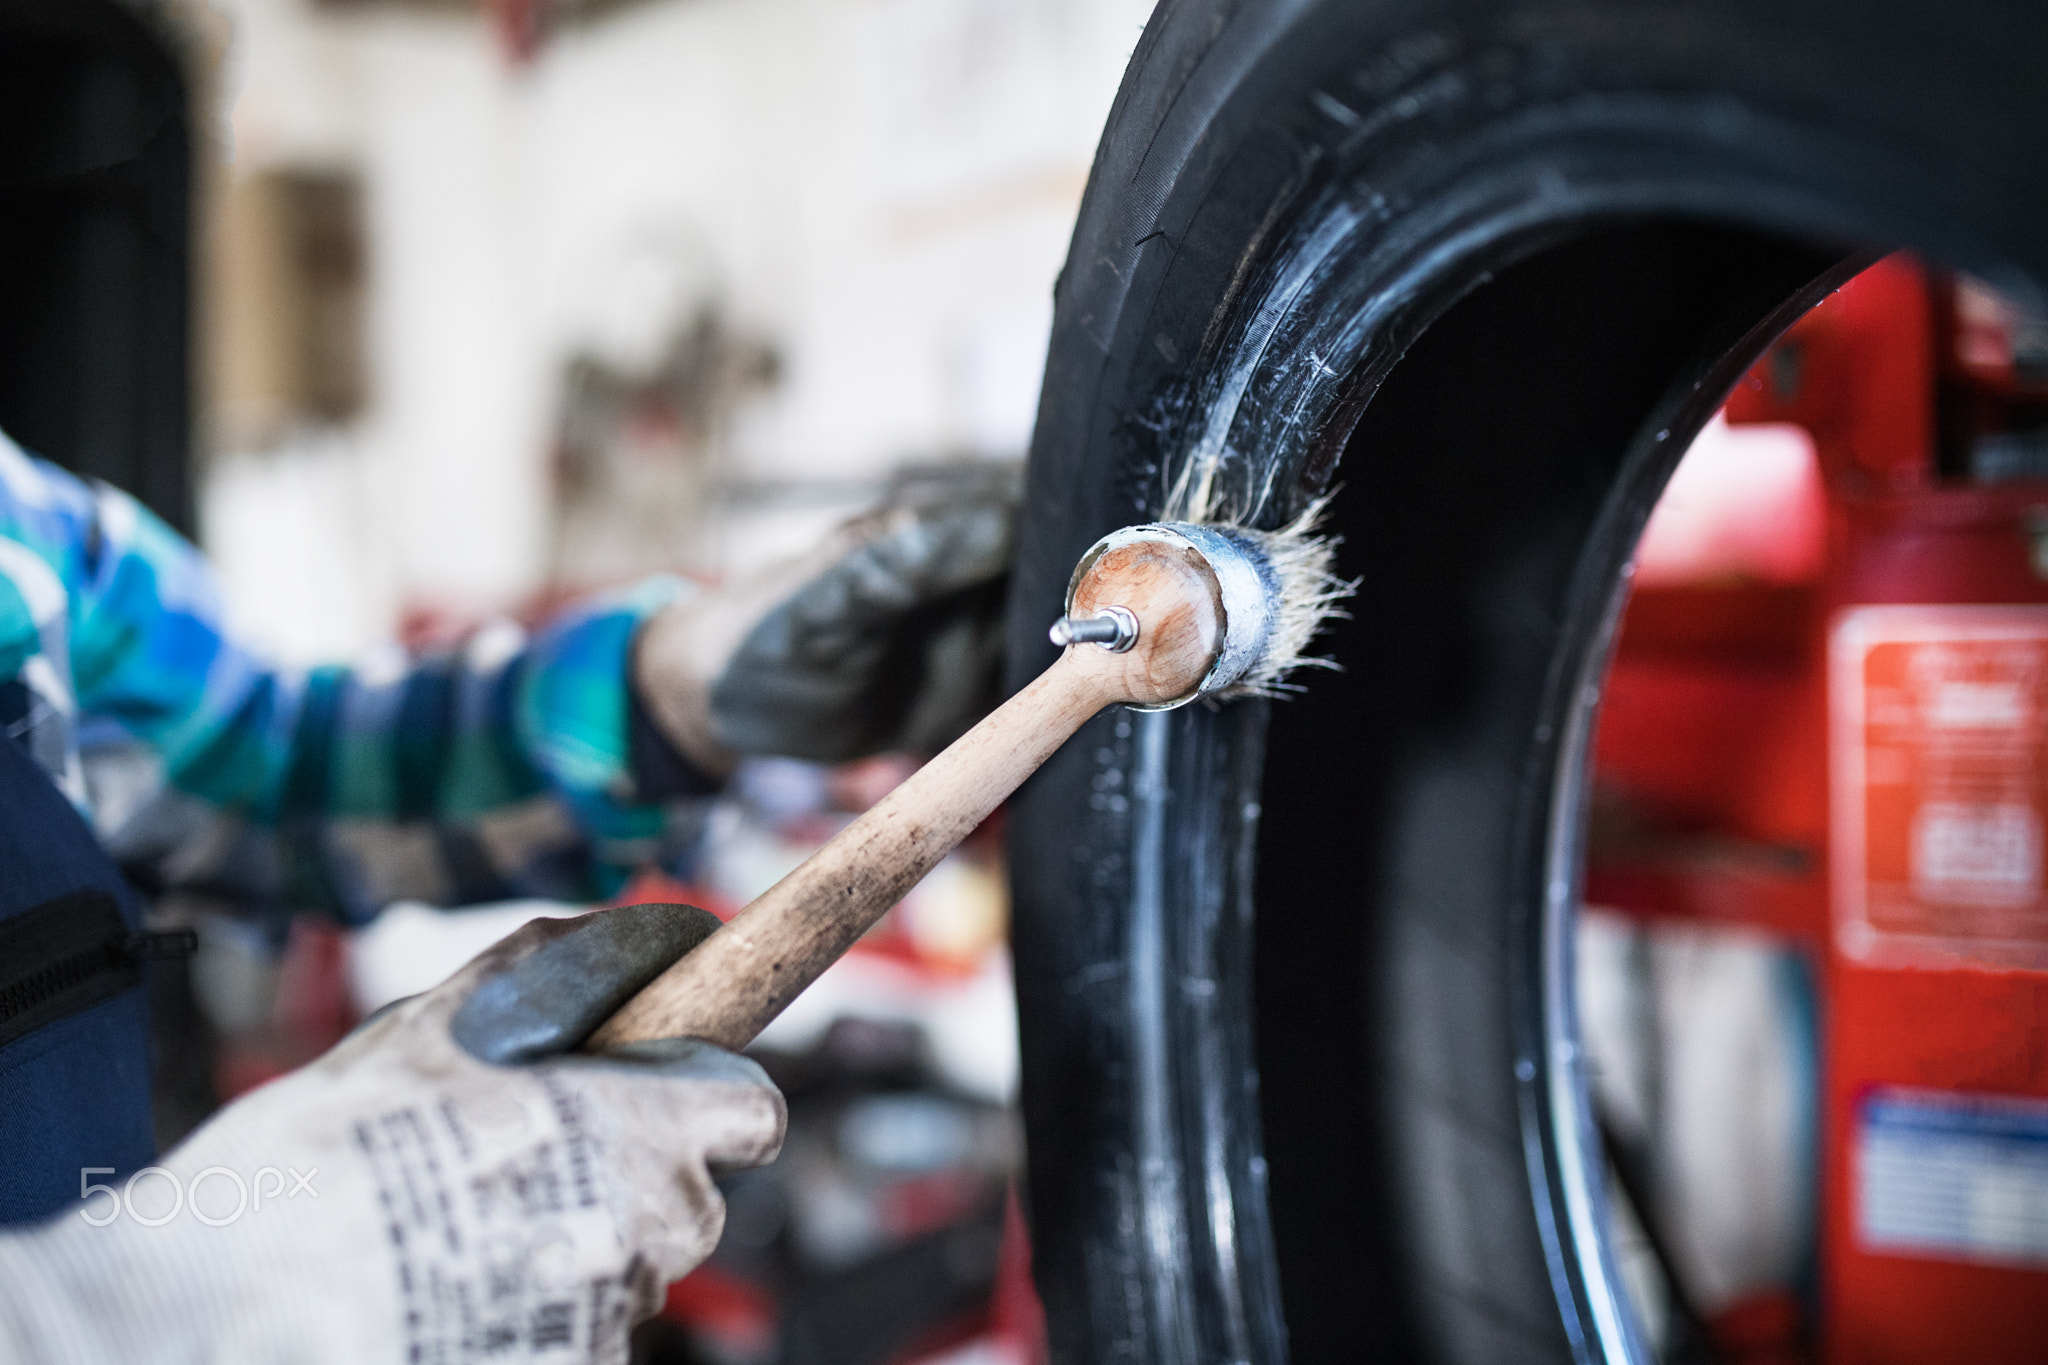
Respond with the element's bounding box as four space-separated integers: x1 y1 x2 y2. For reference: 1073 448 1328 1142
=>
5 439 1013 924
32 454 706 922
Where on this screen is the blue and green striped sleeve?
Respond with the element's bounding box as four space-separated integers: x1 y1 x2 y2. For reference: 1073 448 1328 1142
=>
2 439 693 922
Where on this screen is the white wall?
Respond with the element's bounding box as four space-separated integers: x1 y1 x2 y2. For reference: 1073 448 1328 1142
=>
201 0 1153 663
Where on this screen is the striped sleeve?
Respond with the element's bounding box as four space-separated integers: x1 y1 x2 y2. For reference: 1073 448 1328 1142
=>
41 460 690 920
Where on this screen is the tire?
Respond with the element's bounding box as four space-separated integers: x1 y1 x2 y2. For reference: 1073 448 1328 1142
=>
1002 3 2048 1363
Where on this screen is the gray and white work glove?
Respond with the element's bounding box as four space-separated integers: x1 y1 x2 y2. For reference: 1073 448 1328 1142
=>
635 483 1013 769
0 903 783 1365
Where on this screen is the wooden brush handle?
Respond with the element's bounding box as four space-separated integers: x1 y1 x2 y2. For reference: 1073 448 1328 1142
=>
585 652 1119 1050
584 530 1226 1053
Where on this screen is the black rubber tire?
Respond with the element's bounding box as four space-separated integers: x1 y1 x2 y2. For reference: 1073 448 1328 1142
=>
1003 3 2048 1363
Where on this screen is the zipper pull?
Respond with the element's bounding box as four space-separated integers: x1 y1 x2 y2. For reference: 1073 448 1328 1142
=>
118 929 199 962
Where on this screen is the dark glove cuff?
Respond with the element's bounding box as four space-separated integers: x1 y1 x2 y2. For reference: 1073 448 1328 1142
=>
626 670 726 801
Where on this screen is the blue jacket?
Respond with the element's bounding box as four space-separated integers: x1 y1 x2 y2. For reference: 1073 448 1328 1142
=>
0 730 157 1225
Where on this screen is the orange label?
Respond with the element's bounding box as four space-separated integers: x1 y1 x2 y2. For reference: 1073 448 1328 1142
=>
1832 607 2048 970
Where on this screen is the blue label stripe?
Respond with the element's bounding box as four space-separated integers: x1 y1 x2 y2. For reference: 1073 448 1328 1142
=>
1858 1087 2048 1267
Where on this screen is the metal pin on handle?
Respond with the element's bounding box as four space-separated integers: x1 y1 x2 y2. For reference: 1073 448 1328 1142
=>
1049 605 1139 652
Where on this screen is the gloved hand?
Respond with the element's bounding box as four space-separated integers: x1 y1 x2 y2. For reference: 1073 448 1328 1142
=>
0 903 783 1365
635 481 1013 769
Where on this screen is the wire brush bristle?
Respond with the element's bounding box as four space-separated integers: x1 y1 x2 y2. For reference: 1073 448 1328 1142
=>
1215 496 1353 697
1152 448 1356 697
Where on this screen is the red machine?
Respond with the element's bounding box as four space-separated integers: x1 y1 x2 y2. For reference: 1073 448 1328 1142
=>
1590 255 2048 1362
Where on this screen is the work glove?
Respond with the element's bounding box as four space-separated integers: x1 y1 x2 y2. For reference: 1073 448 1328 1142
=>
0 903 783 1365
635 481 1014 769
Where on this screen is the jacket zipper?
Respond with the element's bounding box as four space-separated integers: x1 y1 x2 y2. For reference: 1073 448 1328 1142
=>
0 929 195 1028
0 890 195 1050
